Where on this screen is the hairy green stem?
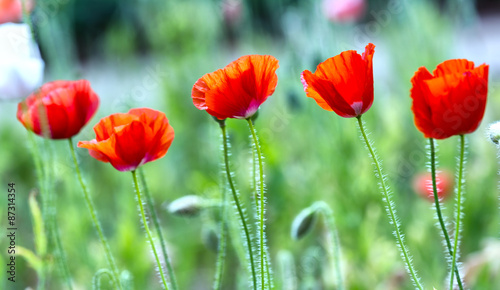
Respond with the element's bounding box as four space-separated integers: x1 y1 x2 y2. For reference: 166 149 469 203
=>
213 126 228 290
68 139 122 290
131 170 168 290
138 168 177 290
252 145 259 209
247 119 270 289
449 136 466 289
221 124 257 290
429 139 463 290
28 132 73 289
92 269 115 290
356 116 422 289
312 201 343 290
51 219 73 289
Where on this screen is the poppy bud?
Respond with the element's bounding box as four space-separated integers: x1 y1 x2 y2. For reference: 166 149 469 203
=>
487 121 500 145
291 207 317 240
167 195 205 217
202 226 219 252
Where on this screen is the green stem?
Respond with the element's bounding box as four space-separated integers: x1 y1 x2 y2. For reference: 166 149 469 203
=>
356 116 422 289
429 139 463 290
45 141 73 289
252 144 259 209
68 138 122 290
312 201 343 290
449 136 466 289
213 127 228 290
51 219 73 290
92 269 115 290
131 170 168 290
247 119 270 290
138 168 177 290
221 124 257 290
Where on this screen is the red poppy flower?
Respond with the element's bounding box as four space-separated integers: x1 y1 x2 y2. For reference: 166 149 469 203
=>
192 54 279 119
301 43 375 118
17 80 99 139
413 171 453 202
78 108 174 172
410 59 489 139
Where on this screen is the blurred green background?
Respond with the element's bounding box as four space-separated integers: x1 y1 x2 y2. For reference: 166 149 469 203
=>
1 0 500 289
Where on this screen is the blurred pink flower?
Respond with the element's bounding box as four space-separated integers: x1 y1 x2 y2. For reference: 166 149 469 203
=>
322 0 366 23
222 0 242 26
0 0 34 24
413 170 454 202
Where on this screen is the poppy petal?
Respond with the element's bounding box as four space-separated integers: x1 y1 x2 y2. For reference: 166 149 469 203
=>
301 43 375 118
192 55 279 119
410 67 437 138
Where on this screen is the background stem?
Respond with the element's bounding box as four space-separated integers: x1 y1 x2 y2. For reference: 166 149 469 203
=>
138 168 178 290
247 119 271 290
131 170 169 290
313 201 343 290
356 116 422 289
68 138 122 290
428 138 463 290
221 124 257 290
449 135 466 289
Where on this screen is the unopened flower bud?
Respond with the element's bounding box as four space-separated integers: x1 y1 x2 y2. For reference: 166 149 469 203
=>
167 195 205 217
291 207 317 240
488 121 500 145
202 226 219 252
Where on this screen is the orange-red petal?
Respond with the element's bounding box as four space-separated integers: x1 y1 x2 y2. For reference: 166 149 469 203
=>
16 80 99 139
301 43 375 118
192 55 279 119
78 108 174 172
410 59 489 139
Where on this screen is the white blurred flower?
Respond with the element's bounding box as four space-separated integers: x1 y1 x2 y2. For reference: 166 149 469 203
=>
0 22 44 100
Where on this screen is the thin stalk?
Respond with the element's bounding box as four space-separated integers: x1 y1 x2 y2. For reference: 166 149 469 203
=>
429 138 463 290
28 132 73 289
131 170 168 290
449 135 466 289
44 141 73 289
213 127 228 290
51 219 73 290
246 119 270 289
252 144 259 209
92 269 115 290
68 138 122 290
138 169 177 290
312 201 343 290
221 124 257 290
356 116 422 289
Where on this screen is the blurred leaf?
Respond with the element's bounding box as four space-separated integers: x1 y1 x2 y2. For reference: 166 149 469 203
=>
17 246 42 273
29 190 47 257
